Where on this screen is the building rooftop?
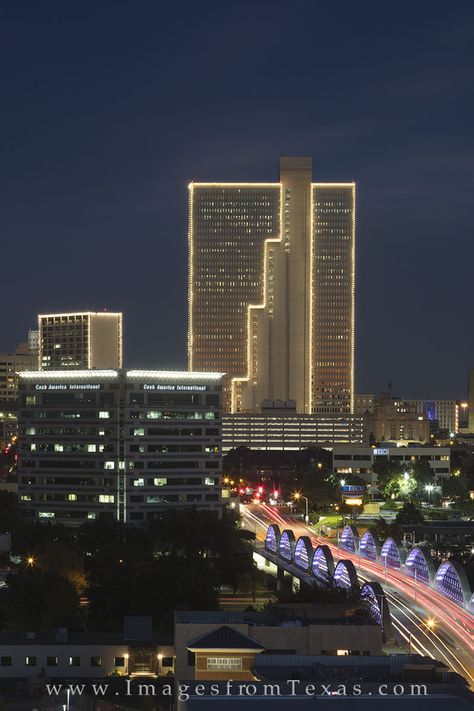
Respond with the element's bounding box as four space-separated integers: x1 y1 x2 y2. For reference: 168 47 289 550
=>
187 626 265 651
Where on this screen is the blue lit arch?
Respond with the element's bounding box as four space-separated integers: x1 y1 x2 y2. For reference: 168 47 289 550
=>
360 581 393 639
380 537 405 570
311 545 335 586
434 560 472 608
359 530 381 561
405 546 436 585
279 529 296 562
339 524 359 553
333 559 359 591
265 524 281 554
294 536 313 572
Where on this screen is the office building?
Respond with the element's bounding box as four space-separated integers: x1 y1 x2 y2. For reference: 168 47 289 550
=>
367 393 430 444
354 394 375 414
0 341 37 402
188 156 355 415
175 608 382 682
396 399 459 435
17 369 223 525
38 312 122 370
222 412 367 452
332 445 451 486
0 617 174 680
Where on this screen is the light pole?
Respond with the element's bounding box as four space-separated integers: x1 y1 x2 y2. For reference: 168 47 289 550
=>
425 484 434 504
294 492 309 524
382 552 388 583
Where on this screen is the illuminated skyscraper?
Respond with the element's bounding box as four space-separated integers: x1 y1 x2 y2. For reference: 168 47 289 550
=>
38 312 123 370
188 157 355 414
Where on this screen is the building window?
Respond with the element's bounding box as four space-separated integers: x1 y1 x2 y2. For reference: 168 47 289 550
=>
91 657 102 667
153 477 166 487
99 495 114 503
25 656 37 666
99 411 110 419
47 657 58 666
205 477 216 486
104 461 115 470
161 657 173 667
114 657 125 667
69 656 80 667
133 428 145 436
207 657 242 671
1 657 12 666
87 444 97 452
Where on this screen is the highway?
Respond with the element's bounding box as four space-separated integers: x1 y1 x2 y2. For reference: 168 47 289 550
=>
241 503 474 686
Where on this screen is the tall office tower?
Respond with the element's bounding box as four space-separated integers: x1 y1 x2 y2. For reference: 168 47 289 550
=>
188 156 355 414
0 341 37 402
38 312 123 370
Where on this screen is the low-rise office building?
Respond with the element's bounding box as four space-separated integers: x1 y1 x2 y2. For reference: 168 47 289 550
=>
222 413 367 452
175 609 382 682
332 446 451 486
0 618 174 680
17 369 223 525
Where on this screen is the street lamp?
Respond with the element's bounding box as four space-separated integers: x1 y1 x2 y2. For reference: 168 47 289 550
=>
293 492 309 524
425 484 434 504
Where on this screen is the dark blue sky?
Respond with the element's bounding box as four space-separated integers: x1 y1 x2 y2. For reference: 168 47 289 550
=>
1 1 473 399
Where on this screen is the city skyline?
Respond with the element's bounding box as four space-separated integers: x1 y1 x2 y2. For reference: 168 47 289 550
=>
2 2 474 401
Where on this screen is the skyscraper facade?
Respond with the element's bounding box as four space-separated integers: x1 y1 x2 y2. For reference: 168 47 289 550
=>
188 157 355 414
38 312 123 370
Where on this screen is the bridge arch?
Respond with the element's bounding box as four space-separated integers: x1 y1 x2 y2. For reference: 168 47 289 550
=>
339 524 359 553
294 536 313 572
405 545 436 584
359 529 381 561
434 559 472 608
360 581 393 638
265 524 281 554
333 559 359 591
311 545 335 586
279 529 296 562
380 537 405 570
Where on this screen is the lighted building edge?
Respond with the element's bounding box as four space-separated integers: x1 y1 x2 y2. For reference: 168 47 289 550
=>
188 157 355 415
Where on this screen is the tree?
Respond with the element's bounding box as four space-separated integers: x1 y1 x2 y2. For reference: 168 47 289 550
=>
0 568 82 631
395 501 424 525
37 542 87 594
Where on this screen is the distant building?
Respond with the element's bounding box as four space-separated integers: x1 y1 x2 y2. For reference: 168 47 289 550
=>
174 608 382 682
222 412 367 452
0 618 174 679
354 394 375 415
468 369 474 433
398 399 459 435
0 341 37 402
189 156 355 415
18 369 223 525
366 393 430 445
332 445 451 489
38 311 123 370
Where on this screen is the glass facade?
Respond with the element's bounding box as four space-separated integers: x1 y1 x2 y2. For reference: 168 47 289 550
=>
18 370 223 525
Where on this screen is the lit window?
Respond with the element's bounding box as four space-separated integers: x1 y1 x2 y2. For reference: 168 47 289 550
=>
207 657 242 670
99 411 110 419
87 512 96 520
133 478 145 487
67 494 77 501
133 428 145 436
205 477 216 486
87 444 97 453
54 444 64 452
99 495 114 503
153 477 166 487
38 512 55 518
104 461 114 470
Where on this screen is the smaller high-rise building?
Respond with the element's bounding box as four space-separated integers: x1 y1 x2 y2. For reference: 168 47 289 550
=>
367 393 430 444
0 341 38 402
38 312 122 370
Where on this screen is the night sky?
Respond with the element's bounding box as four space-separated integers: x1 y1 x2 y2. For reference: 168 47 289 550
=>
1 1 473 399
